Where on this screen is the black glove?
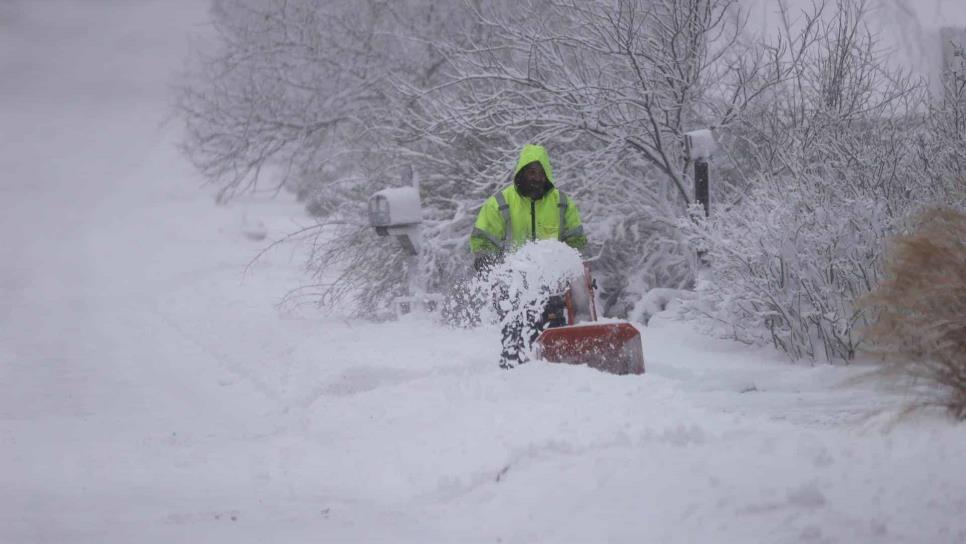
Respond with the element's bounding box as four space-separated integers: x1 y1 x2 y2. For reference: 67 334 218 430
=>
473 252 501 274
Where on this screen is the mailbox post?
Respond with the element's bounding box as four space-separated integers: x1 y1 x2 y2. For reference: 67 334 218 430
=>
684 129 717 272
367 182 440 316
684 128 716 218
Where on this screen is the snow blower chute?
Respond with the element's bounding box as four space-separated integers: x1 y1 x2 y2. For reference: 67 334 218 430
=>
534 263 645 375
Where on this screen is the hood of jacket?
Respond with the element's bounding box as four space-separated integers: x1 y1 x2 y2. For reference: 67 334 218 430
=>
513 144 555 200
513 144 555 185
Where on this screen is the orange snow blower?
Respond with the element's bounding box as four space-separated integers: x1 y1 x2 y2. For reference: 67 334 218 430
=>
534 263 645 375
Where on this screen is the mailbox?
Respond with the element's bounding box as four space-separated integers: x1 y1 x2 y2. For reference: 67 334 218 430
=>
684 128 717 161
368 187 422 229
367 181 438 315
368 186 423 255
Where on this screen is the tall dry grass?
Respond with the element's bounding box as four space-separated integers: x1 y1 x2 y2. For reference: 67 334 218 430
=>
862 207 966 419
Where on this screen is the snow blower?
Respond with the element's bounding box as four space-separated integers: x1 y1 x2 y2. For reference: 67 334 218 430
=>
534 263 645 375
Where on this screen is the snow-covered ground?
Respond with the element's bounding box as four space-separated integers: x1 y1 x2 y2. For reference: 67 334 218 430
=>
1 2 964 543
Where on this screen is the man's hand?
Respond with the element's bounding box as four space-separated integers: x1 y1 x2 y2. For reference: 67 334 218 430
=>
473 252 501 274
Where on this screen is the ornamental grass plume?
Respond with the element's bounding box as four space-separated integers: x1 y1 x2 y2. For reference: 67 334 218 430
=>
862 207 966 419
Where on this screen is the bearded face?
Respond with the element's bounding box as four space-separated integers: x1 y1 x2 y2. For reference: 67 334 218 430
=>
515 162 550 200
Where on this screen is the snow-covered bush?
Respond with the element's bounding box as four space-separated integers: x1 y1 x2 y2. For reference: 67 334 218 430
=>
179 0 492 315
685 172 897 361
861 207 966 419
682 0 938 362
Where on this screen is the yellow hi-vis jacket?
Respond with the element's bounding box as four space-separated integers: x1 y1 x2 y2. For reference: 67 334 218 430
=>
470 144 587 255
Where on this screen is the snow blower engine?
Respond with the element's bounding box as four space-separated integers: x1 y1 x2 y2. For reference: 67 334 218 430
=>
534 263 645 375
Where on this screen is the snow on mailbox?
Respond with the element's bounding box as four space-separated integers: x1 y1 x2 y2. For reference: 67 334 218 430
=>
684 128 717 161
368 186 423 255
369 187 421 229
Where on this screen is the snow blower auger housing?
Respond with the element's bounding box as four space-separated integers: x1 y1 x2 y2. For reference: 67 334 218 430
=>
534 263 645 375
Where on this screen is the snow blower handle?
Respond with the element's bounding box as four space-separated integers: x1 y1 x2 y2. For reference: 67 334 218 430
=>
564 262 598 325
584 262 598 322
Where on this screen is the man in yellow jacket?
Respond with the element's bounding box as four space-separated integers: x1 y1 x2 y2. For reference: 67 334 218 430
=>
471 144 587 265
470 144 588 368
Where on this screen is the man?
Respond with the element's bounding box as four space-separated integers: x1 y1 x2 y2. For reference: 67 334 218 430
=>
470 144 588 368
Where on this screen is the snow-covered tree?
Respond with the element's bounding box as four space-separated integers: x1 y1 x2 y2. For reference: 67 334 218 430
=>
683 0 957 362
179 0 492 315
414 0 781 314
180 0 775 317
917 41 966 203
179 0 963 343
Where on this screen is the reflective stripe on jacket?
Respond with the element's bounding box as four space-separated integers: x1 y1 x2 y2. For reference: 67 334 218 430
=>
470 145 587 254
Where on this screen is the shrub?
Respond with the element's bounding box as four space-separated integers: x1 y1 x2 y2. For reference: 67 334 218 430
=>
862 207 966 419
